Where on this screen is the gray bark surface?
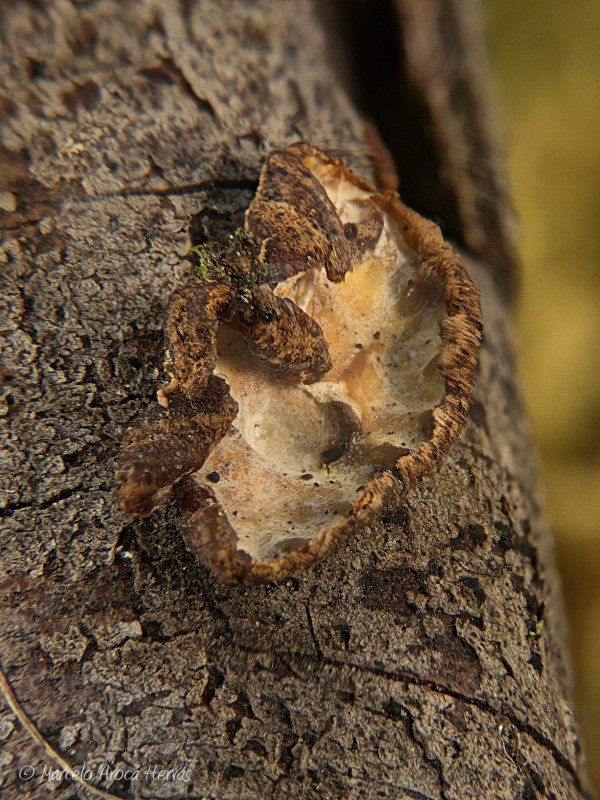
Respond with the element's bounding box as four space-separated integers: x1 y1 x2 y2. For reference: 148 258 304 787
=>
0 1 592 799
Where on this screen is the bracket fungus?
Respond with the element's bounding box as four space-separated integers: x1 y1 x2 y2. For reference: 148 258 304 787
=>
117 143 483 583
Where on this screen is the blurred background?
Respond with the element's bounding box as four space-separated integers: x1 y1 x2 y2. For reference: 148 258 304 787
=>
484 0 600 789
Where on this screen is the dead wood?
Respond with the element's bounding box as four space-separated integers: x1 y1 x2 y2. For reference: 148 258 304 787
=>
0 1 591 798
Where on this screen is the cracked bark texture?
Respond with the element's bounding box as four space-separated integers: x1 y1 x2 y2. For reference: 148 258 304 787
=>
0 1 592 799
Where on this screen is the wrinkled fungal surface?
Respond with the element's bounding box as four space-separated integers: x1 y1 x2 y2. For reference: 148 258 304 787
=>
117 143 483 583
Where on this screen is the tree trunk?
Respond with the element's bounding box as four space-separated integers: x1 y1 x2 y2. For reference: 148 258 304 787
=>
0 1 592 798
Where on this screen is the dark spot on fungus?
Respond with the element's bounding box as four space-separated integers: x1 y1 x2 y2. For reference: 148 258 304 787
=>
322 442 348 466
61 79 100 114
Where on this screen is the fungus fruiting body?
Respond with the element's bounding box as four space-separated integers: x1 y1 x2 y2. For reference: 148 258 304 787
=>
117 143 483 582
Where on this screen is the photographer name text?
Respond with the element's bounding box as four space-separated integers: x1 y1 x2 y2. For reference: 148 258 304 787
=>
18 762 192 785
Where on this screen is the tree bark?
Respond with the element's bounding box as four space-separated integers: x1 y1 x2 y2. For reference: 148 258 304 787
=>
0 1 592 799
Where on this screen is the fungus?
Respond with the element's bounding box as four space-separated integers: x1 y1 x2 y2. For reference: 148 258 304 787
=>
117 143 483 582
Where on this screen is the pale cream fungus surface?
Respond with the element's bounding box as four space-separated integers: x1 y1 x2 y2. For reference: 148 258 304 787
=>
199 174 446 560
